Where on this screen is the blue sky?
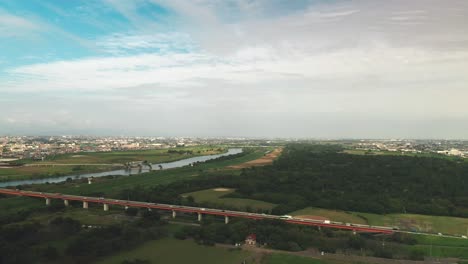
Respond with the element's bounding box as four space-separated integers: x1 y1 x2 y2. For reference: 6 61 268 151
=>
1 0 468 138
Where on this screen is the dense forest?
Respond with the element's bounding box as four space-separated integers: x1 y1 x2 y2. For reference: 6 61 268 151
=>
235 144 468 216
120 144 468 217
0 205 167 264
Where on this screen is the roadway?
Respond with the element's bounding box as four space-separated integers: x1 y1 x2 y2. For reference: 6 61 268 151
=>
0 188 394 234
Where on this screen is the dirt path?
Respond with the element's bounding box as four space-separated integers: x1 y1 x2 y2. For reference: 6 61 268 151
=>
227 148 283 169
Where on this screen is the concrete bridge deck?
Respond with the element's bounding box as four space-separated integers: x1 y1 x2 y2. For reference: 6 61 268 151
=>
0 188 393 234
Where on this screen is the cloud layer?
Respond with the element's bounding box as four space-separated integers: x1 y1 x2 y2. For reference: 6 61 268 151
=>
1 0 468 138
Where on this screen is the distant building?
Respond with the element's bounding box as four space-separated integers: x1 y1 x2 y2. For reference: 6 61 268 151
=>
245 234 257 246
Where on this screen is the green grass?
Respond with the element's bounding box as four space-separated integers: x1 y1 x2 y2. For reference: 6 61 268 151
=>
184 188 276 211
356 212 468 235
263 254 354 264
414 234 468 247
96 238 251 264
289 207 468 236
0 146 226 182
290 207 367 224
0 165 119 182
25 146 225 165
402 234 468 259
264 254 324 264
410 244 468 259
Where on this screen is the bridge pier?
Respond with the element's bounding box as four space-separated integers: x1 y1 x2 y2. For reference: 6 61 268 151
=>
83 201 88 209
45 198 51 206
125 205 129 210
172 210 176 218
103 204 109 211
197 212 202 222
225 215 229 224
64 200 69 206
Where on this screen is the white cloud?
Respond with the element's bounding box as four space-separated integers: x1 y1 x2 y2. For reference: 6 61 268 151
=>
0 10 41 37
97 32 196 55
2 0 468 137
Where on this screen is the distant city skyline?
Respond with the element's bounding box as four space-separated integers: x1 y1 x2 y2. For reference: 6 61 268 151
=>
1 0 468 138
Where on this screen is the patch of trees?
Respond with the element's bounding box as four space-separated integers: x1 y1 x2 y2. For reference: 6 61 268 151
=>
174 218 422 259
0 210 167 264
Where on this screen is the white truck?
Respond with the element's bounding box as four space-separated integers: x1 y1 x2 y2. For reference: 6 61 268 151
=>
280 215 293 219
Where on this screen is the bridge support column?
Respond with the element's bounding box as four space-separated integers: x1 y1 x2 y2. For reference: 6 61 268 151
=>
64 200 69 206
172 210 176 219
197 212 202 222
103 204 109 211
225 215 229 224
45 198 51 206
148 208 152 212
83 201 88 209
353 230 356 235
125 206 129 210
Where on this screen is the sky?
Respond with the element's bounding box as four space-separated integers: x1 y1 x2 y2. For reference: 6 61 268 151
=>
1 0 468 139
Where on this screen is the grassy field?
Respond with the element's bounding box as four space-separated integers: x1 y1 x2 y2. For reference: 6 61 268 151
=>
290 207 367 224
357 212 468 236
0 146 226 182
0 164 119 182
290 207 468 236
263 254 324 264
414 234 468 247
25 146 225 164
410 244 468 259
96 238 251 264
26 148 267 195
400 234 468 259
184 188 276 211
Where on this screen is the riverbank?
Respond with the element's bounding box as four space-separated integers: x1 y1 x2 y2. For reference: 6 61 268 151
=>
0 146 227 183
0 148 242 187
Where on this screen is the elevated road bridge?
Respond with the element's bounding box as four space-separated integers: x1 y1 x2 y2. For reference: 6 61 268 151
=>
0 188 393 234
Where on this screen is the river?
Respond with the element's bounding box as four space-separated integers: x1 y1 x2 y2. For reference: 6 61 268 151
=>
0 148 243 188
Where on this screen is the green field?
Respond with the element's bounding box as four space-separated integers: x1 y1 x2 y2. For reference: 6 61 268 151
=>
97 238 251 264
0 146 226 182
357 212 468 236
290 207 367 224
263 254 324 264
290 207 468 236
184 188 276 211
35 146 224 164
0 164 119 182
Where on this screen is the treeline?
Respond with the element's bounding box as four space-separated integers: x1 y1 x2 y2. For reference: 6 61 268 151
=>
0 209 167 264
